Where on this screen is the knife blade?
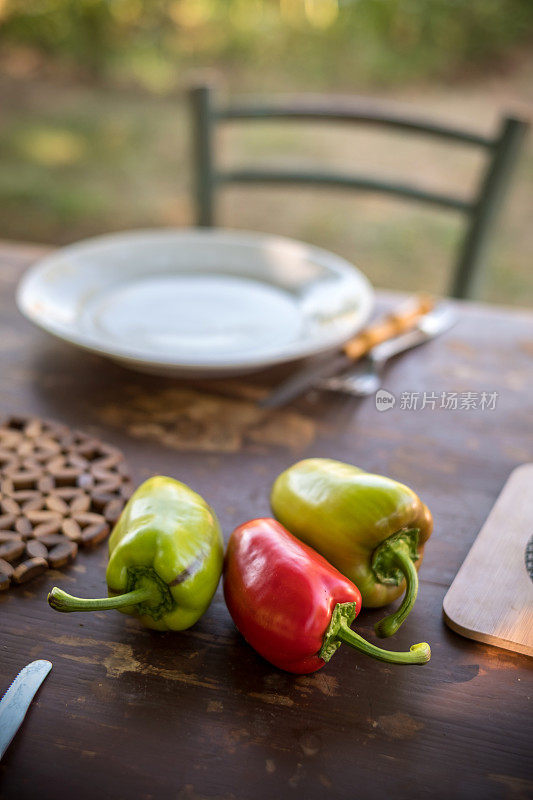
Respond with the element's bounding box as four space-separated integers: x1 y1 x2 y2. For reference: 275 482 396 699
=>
260 350 352 409
0 660 52 760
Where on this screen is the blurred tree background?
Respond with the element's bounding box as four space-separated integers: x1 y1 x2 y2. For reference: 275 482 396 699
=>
0 0 532 302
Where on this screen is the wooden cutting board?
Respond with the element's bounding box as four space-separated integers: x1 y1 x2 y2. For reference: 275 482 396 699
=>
443 464 533 657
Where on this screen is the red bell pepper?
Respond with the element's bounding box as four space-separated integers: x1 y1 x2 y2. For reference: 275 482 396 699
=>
223 518 430 674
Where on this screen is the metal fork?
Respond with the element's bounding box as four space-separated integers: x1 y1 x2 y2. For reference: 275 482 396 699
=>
320 305 456 397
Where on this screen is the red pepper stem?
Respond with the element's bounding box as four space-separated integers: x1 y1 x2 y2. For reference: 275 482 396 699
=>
48 586 153 613
320 602 430 666
337 621 431 665
374 543 419 638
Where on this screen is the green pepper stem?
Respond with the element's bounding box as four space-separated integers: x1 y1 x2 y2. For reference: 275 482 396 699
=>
48 586 153 613
338 620 430 665
374 543 419 638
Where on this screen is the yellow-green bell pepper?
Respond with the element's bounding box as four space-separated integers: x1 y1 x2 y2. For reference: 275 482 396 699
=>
270 458 433 638
48 476 224 631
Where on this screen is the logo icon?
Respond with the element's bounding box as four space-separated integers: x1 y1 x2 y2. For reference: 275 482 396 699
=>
375 389 396 412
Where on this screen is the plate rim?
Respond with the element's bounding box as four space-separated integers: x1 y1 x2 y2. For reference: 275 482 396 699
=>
16 227 374 372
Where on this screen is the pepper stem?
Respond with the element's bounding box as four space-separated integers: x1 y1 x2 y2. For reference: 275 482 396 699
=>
374 542 419 638
337 619 430 665
319 602 430 666
48 586 154 613
370 530 421 638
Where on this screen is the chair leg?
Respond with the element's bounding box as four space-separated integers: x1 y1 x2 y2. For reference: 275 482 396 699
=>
451 116 529 300
189 84 216 227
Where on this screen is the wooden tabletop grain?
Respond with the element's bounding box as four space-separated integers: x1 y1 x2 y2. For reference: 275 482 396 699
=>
0 240 532 800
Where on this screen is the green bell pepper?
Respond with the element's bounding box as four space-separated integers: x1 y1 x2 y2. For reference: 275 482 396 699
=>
270 458 433 638
48 476 224 631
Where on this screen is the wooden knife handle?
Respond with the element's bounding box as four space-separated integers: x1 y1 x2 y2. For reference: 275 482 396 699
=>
343 293 435 361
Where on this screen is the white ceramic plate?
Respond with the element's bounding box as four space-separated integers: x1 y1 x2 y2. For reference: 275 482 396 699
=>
17 228 374 377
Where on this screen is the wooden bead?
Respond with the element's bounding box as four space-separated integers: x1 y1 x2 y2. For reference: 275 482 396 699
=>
1 478 15 494
0 557 15 578
68 453 89 470
0 530 22 543
69 493 91 514
45 494 69 515
12 490 41 503
81 523 110 548
90 469 121 487
32 520 61 538
37 532 69 547
73 512 106 526
15 517 33 537
37 474 55 493
53 487 83 500
21 496 43 514
25 509 61 524
104 498 124 525
48 541 77 569
46 455 64 472
1 497 20 515
25 540 48 560
12 557 48 584
0 513 16 529
62 519 82 542
0 540 25 562
92 475 121 492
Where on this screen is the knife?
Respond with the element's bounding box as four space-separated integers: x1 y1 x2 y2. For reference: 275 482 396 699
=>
260 293 435 409
0 660 52 760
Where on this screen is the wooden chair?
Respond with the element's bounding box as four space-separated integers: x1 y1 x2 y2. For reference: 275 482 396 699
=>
188 84 528 299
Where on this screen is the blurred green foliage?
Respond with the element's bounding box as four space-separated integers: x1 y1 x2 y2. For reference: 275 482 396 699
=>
1 0 532 89
0 1 531 304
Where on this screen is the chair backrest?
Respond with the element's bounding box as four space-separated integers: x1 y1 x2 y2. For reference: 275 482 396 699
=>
188 84 529 299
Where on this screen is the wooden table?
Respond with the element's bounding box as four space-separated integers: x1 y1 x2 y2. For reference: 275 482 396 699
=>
0 241 532 800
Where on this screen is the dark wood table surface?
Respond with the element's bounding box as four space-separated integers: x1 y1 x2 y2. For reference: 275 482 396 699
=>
0 241 532 800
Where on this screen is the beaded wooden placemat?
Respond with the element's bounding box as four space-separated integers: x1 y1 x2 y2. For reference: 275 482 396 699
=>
0 415 133 589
